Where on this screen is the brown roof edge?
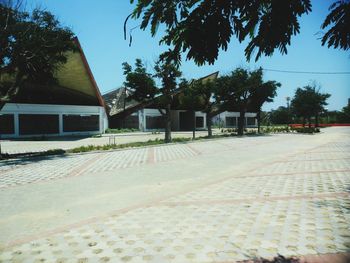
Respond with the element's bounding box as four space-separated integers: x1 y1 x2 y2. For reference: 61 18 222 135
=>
73 37 106 110
197 71 219 81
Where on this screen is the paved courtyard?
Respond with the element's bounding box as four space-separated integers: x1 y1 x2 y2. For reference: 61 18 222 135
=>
0 127 349 262
0 131 217 155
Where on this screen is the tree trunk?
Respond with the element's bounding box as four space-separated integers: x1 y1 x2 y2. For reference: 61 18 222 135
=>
206 112 212 137
164 103 172 143
0 72 23 111
315 114 319 128
302 117 306 127
192 110 196 140
238 110 245 136
308 117 311 128
257 110 261 133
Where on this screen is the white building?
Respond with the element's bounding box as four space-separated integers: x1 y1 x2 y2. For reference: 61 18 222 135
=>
212 111 258 128
135 108 207 132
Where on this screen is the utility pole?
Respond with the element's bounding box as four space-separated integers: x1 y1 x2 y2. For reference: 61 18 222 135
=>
286 96 291 128
123 87 127 128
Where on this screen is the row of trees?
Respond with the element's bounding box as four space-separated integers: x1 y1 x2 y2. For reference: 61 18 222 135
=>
123 58 281 142
268 85 332 127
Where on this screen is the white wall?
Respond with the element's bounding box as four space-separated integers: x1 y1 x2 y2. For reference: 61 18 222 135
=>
138 108 207 131
0 103 108 138
213 111 257 128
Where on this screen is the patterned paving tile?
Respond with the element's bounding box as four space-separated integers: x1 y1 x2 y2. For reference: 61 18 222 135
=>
83 148 149 173
162 171 350 203
250 159 350 175
288 151 350 161
1 130 350 262
0 145 199 189
0 154 99 189
154 144 199 163
1 197 349 262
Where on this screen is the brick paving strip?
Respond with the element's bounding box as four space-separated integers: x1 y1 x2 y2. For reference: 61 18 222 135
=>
241 169 350 178
146 147 155 164
68 153 107 177
160 192 350 207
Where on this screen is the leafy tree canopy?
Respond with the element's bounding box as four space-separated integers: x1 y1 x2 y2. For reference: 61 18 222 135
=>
215 67 279 134
321 0 350 51
270 106 290 124
122 59 157 102
0 2 76 108
291 85 331 120
130 0 349 65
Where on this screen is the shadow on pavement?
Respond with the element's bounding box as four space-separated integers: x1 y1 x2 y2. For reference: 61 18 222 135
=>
0 150 70 168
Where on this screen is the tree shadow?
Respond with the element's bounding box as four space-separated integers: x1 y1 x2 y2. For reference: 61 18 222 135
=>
239 255 300 263
0 150 70 169
3 135 91 142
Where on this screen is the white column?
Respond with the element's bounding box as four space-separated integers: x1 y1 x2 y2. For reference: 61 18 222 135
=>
138 110 144 131
14 113 19 137
59 114 63 135
99 107 103 133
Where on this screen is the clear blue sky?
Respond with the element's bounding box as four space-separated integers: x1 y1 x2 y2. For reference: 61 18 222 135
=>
28 0 350 111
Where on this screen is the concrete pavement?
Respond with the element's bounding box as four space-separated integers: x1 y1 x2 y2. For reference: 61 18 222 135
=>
0 127 349 262
0 131 217 155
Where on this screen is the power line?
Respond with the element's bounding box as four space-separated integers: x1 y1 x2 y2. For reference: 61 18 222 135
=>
262 68 350 75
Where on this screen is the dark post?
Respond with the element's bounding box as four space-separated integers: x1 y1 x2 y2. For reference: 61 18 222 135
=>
192 110 196 140
123 87 127 128
286 96 291 130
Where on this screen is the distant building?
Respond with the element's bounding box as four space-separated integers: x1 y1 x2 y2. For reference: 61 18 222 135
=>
103 71 257 131
103 85 208 132
212 112 257 128
0 38 108 138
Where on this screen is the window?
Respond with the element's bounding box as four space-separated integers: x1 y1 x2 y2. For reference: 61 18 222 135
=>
0 114 15 135
63 115 99 132
146 116 164 129
123 116 139 129
196 116 204 128
19 114 59 135
246 117 256 126
226 117 237 127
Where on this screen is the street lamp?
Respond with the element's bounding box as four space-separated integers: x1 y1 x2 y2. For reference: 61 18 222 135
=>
286 96 291 128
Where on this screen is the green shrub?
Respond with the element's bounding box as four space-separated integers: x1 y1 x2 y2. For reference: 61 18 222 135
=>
292 127 320 133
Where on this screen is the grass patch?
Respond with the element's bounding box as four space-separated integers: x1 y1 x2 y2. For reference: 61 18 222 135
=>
260 126 320 134
1 132 265 159
105 128 139 134
67 133 242 154
68 138 166 153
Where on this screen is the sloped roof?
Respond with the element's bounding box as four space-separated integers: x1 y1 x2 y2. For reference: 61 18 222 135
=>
196 71 219 84
103 87 139 116
104 71 219 117
55 38 105 107
3 38 105 108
